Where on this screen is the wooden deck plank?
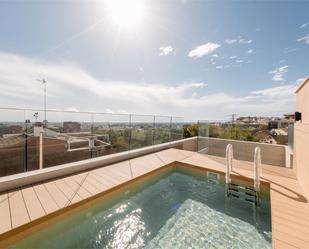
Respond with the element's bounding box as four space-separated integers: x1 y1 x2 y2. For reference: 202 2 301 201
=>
87 172 113 189
53 179 76 201
94 167 128 183
21 187 45 221
102 164 132 181
130 154 165 177
76 187 93 200
8 190 30 228
84 174 110 192
156 148 188 164
63 177 91 200
273 230 308 249
94 169 124 187
44 181 69 209
71 174 100 195
274 239 299 249
33 185 59 214
103 161 132 180
0 193 11 234
178 149 196 158
71 194 83 204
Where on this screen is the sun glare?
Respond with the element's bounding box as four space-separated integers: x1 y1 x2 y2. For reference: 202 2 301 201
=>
105 0 146 30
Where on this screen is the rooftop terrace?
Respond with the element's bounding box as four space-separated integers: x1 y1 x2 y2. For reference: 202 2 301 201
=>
0 77 308 248
0 146 308 248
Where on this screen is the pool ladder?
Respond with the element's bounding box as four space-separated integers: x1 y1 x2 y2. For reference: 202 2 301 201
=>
225 144 261 206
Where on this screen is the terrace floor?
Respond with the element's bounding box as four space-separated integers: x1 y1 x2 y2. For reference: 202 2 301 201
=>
0 148 308 249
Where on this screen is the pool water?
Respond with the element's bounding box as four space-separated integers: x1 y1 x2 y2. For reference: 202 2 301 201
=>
11 170 272 249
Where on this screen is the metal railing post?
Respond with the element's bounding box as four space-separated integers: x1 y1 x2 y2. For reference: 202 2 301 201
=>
169 116 172 142
91 113 94 135
24 119 30 172
152 115 156 146
129 114 132 151
39 131 43 169
90 113 94 158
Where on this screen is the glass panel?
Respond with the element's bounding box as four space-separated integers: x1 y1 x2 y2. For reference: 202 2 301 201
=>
0 108 185 177
24 109 46 171
0 108 26 176
153 116 171 145
197 121 209 153
171 117 184 141
198 120 289 167
40 110 93 168
93 113 130 156
130 115 154 149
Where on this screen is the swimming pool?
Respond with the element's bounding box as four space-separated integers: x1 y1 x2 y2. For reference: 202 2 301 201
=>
10 168 272 249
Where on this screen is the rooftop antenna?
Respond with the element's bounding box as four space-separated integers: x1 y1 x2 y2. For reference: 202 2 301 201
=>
37 79 47 125
231 114 238 124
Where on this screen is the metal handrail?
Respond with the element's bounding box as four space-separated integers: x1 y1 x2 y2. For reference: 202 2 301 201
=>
225 144 233 185
254 147 262 193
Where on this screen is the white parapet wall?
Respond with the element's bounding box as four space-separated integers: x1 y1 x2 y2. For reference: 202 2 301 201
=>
0 137 197 192
198 136 287 167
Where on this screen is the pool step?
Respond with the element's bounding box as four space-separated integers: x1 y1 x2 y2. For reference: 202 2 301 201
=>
227 183 258 204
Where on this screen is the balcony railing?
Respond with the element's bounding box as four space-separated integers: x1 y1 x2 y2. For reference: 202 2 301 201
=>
0 108 184 177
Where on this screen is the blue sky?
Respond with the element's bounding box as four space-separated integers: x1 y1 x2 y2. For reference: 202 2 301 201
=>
0 0 308 121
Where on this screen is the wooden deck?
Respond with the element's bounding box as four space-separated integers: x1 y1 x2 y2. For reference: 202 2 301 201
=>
0 148 308 248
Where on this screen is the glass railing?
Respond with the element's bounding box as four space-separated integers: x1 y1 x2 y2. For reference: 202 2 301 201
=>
0 108 184 177
197 120 293 167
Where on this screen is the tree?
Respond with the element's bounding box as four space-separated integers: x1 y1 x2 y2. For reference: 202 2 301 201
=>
183 123 199 138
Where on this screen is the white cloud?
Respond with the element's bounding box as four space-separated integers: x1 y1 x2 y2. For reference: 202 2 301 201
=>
229 55 237 59
225 37 253 45
225 39 237 44
118 109 129 114
236 60 244 63
297 35 309 44
247 49 254 54
65 107 79 112
299 23 308 29
251 84 297 97
0 52 300 121
105 108 114 114
216 65 230 69
159 46 175 56
285 48 299 53
239 38 253 44
269 65 289 81
188 42 221 58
